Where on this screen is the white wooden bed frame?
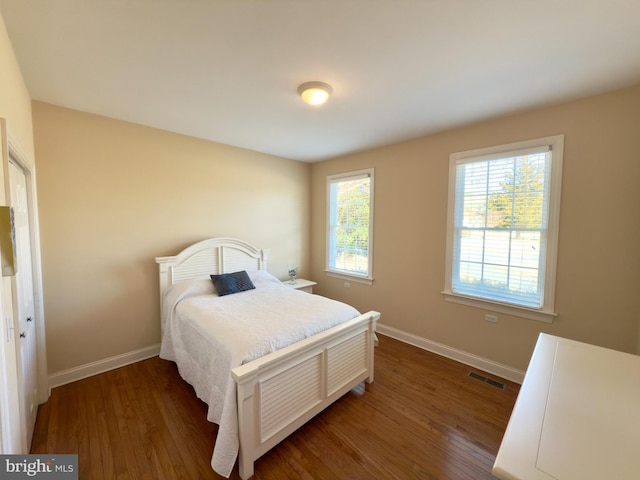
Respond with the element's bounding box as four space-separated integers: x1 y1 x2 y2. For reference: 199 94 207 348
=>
156 237 380 479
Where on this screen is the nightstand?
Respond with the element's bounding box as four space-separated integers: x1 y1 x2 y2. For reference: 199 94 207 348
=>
283 279 317 293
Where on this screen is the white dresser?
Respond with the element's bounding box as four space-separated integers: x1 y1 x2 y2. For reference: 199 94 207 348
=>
493 333 640 480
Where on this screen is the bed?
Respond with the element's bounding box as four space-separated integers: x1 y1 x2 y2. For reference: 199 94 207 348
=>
156 237 380 479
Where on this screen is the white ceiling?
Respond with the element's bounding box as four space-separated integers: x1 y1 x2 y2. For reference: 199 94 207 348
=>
2 0 640 162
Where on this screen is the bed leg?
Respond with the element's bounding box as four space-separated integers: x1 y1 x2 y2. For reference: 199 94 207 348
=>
238 453 254 480
366 325 376 384
236 372 258 479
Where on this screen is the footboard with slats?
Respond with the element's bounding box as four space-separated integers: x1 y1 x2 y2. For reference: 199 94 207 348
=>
232 310 379 480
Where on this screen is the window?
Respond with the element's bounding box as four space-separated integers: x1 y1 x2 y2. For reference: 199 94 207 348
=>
444 136 563 322
326 169 374 284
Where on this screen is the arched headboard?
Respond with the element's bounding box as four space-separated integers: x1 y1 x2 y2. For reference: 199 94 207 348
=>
155 237 270 296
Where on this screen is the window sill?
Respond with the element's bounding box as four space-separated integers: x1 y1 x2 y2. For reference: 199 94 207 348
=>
442 291 556 323
325 270 373 285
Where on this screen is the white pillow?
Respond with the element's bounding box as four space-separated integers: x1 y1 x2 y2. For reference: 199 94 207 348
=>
247 269 284 287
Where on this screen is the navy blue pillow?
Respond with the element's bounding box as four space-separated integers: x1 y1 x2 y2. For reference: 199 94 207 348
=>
210 271 256 296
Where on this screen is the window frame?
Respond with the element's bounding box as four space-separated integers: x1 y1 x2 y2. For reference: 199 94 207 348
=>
325 168 374 285
443 135 564 322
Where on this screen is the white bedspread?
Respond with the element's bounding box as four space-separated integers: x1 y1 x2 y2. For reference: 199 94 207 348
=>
159 270 361 477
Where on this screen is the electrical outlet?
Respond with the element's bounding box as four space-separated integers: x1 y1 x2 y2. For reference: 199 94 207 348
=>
344 282 351 288
485 314 498 323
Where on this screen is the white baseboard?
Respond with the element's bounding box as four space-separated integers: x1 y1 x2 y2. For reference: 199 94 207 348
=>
48 343 161 391
46 327 524 392
376 324 525 384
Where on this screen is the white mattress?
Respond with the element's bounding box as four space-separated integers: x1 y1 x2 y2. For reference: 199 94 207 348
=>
159 270 361 477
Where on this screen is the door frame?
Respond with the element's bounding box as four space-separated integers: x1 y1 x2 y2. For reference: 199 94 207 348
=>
0 119 48 452
0 119 19 453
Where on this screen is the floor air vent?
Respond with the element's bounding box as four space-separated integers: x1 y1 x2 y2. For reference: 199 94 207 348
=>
468 371 505 390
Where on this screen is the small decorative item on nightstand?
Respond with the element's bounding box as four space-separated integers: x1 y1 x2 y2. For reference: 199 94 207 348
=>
287 265 299 284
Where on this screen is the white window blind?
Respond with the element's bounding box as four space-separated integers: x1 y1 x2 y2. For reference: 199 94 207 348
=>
326 169 374 281
444 136 563 321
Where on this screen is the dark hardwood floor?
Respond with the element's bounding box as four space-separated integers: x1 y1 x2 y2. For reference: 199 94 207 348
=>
31 335 520 479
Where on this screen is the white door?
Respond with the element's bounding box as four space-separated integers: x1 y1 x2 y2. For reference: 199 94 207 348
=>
9 161 37 449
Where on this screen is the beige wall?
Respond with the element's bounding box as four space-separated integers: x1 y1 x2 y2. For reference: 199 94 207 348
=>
0 13 33 160
33 102 310 374
311 84 640 371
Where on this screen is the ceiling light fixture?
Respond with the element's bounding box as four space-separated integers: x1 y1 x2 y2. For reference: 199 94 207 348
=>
297 81 333 106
